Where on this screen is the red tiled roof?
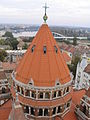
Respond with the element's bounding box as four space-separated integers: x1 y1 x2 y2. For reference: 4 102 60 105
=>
2 62 16 71
16 24 71 87
0 70 7 80
84 64 90 74
0 99 12 120
62 52 71 63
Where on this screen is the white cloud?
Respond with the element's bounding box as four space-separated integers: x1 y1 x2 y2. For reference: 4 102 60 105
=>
0 0 90 27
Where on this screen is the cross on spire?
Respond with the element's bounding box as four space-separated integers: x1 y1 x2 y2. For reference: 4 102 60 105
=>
43 3 49 23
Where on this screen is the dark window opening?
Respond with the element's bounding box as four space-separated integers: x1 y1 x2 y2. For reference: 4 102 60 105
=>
26 90 30 96
38 109 43 116
21 87 24 95
54 46 58 53
66 87 69 93
54 91 56 98
31 91 36 98
67 102 70 108
31 107 35 115
44 109 48 116
58 91 61 97
53 107 56 115
26 106 29 114
39 92 43 99
31 45 36 53
57 106 61 113
2 88 5 93
45 92 50 99
83 105 86 115
17 86 20 92
43 46 47 54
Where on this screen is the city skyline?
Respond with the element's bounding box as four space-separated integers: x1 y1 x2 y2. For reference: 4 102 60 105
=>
0 0 90 27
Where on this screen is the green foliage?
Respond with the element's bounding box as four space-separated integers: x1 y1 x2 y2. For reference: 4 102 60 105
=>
9 38 19 50
0 49 7 62
23 43 28 49
3 31 13 38
73 37 77 46
1 31 19 50
68 55 81 79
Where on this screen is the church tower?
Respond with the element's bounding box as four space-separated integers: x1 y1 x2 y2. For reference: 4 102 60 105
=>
11 4 72 120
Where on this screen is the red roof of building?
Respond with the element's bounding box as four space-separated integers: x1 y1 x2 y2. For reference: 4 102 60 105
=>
62 52 71 63
16 24 71 87
0 99 12 120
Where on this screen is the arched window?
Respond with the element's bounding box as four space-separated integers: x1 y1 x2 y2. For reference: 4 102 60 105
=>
67 102 70 108
53 91 56 98
21 87 24 95
31 91 36 98
31 45 36 53
57 106 61 113
17 86 20 92
45 92 50 99
39 92 43 99
38 109 43 116
57 90 61 97
66 87 69 93
43 46 47 54
25 106 29 114
2 87 5 93
25 90 30 97
44 109 48 116
53 107 56 115
31 107 35 115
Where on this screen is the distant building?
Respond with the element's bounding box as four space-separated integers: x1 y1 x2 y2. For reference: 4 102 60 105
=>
17 40 25 50
75 54 90 90
0 63 11 105
75 88 90 120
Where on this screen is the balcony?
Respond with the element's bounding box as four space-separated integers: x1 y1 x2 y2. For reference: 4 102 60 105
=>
0 92 11 99
75 106 90 120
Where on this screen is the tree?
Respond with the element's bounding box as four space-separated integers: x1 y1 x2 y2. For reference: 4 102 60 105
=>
0 50 7 62
10 38 19 50
68 55 81 79
23 43 28 49
73 37 77 46
3 31 13 38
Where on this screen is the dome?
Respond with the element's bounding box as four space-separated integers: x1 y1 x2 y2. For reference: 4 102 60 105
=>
15 24 71 87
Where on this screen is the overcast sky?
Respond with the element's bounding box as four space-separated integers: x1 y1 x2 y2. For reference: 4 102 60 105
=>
0 0 90 27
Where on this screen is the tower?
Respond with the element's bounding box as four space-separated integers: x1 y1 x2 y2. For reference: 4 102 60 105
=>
11 5 72 120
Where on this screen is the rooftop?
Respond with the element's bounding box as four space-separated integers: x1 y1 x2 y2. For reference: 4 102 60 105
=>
16 24 71 87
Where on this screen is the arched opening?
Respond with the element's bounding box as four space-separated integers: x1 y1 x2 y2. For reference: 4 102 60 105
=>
38 109 43 116
83 105 86 115
67 102 70 108
45 92 50 99
31 91 36 98
57 90 61 97
25 90 30 97
39 92 43 99
44 109 48 116
57 106 61 113
17 85 20 92
53 107 56 115
66 87 69 93
2 87 6 93
25 106 29 114
21 87 24 95
31 107 35 115
53 91 56 98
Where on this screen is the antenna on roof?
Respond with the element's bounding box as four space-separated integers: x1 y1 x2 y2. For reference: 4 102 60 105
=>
43 3 49 23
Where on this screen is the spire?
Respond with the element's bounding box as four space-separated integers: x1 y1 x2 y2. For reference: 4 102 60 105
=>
43 3 49 23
